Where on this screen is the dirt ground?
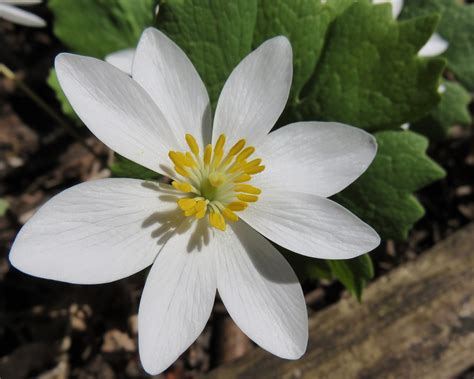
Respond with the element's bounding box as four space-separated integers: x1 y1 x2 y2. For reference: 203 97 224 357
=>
1 5 473 379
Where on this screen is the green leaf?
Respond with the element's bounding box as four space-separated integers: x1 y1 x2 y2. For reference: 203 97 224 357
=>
110 154 161 181
253 0 352 103
0 198 9 217
158 0 258 108
401 0 474 91
281 249 333 282
335 131 446 240
47 69 80 124
49 0 157 57
328 254 374 301
299 2 445 131
411 81 472 141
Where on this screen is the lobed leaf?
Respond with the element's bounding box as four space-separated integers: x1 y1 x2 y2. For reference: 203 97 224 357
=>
335 130 446 240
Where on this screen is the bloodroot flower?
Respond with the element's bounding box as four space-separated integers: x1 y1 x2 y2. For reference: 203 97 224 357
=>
10 28 380 374
0 0 45 27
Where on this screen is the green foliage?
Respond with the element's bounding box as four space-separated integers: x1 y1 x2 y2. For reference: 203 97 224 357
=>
110 155 161 181
401 0 474 91
411 81 472 141
328 254 374 301
336 131 445 240
48 0 157 123
299 2 445 131
47 69 79 123
252 0 351 102
49 0 157 57
158 0 258 108
0 198 9 217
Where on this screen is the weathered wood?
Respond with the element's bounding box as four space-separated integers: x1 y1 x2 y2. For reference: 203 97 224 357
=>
203 223 474 379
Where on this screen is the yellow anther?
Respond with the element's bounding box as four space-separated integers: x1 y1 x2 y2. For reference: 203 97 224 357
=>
222 207 239 222
228 201 248 211
236 146 255 162
209 172 226 187
245 158 262 168
168 151 180 166
209 212 226 231
244 165 265 175
229 139 246 156
172 181 193 193
204 144 212 165
195 208 206 219
215 134 226 154
235 184 261 195
185 208 196 217
195 200 207 219
172 133 264 229
228 161 244 174
178 198 197 211
233 174 252 183
174 165 189 177
185 134 200 155
237 194 259 202
185 152 197 167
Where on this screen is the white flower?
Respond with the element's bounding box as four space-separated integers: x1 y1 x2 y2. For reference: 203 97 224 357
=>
372 0 448 57
9 28 380 374
105 48 136 75
104 5 160 75
0 0 45 27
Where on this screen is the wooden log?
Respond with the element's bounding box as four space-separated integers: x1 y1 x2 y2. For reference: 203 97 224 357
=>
203 223 474 379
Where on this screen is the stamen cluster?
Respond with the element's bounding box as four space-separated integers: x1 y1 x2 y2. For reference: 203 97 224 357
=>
168 134 265 231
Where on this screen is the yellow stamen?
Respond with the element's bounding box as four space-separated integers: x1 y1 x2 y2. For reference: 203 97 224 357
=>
195 200 207 219
233 174 252 183
171 133 265 230
222 207 239 222
209 212 226 231
236 146 255 162
174 165 189 177
244 165 265 175
209 172 226 187
229 139 246 156
237 194 259 202
178 198 197 211
185 152 197 167
245 158 262 168
172 181 193 193
204 144 212 165
215 134 226 154
235 184 261 195
185 208 197 217
228 201 248 211
185 134 200 155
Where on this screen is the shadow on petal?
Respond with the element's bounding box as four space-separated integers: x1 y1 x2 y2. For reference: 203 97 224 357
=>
233 221 299 285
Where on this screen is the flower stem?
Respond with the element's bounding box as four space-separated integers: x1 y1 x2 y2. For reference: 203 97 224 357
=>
0 63 100 159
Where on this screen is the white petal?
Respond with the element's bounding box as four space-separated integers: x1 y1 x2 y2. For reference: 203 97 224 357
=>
215 221 308 359
55 53 179 176
139 220 216 375
252 122 377 198
418 33 449 57
372 0 403 19
0 4 45 27
241 191 380 260
105 48 136 75
212 37 292 148
133 28 212 148
9 179 179 284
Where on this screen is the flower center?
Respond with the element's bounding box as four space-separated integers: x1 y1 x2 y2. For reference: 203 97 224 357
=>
168 134 265 231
